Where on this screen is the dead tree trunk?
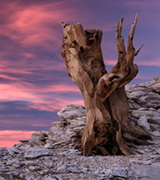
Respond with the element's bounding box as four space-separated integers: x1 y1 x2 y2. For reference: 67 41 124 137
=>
61 15 151 156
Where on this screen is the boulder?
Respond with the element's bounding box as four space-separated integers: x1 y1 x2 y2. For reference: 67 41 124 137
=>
31 132 47 141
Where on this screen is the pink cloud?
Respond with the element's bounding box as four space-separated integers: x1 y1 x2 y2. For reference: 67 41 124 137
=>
0 74 19 81
0 80 83 112
55 98 84 109
104 58 160 67
28 61 66 71
0 119 26 125
0 64 32 75
27 98 84 112
0 81 80 101
0 130 38 148
137 60 160 67
47 84 80 93
0 83 37 102
26 84 83 111
104 59 117 66
31 124 49 127
0 1 89 53
27 96 84 112
28 104 59 112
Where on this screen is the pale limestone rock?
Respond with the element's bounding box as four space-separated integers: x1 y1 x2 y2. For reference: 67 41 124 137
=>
139 77 160 93
6 146 21 154
138 115 150 131
128 89 151 100
131 110 160 125
44 143 54 149
129 100 141 109
0 177 5 180
148 107 156 111
32 132 47 141
19 139 30 143
6 159 20 167
57 164 67 173
24 148 51 159
45 177 57 180
47 104 86 146
57 161 67 173
131 162 160 180
48 122 66 143
57 104 86 120
151 131 160 137
112 167 128 178
155 148 160 154
136 93 160 108
29 166 36 171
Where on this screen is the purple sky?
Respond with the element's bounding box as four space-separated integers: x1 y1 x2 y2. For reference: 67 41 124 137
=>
0 0 160 146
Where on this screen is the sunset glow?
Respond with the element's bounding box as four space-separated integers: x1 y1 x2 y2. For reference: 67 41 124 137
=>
0 130 38 148
0 0 160 147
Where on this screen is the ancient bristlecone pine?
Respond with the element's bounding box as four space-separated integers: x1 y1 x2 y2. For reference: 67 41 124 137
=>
61 15 151 156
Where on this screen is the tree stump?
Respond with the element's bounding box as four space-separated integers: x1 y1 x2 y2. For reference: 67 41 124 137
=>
61 14 151 156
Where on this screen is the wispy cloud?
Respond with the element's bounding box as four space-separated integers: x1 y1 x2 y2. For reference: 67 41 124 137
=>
104 58 160 67
0 0 90 52
0 80 82 113
137 60 160 67
0 83 37 102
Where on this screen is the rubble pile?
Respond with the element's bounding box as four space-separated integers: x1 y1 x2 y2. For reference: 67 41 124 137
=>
0 77 160 180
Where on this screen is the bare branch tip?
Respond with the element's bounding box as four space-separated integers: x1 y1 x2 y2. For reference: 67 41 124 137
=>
134 44 144 56
118 17 124 24
134 13 138 24
62 22 66 28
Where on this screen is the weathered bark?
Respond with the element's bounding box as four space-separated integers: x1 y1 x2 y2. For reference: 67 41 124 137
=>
61 14 151 156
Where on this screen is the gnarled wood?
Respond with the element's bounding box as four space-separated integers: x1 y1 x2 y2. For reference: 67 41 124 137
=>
61 15 151 156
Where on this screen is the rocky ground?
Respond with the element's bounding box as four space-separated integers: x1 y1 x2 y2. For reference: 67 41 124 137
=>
0 77 160 180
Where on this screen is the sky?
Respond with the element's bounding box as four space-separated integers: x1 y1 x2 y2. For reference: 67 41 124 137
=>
0 0 160 147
